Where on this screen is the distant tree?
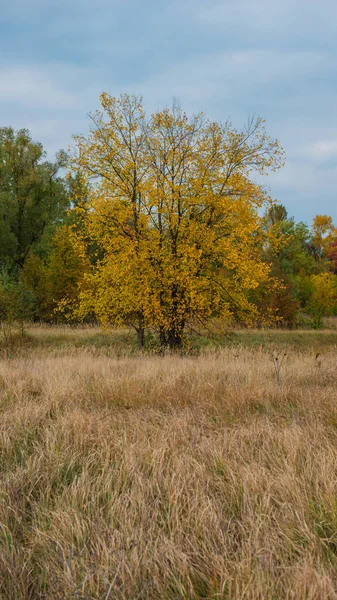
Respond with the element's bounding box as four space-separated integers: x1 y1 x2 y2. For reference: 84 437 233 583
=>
261 205 317 324
328 238 337 273
21 226 89 321
46 225 90 319
0 127 69 272
264 203 288 227
19 254 49 319
311 215 337 265
307 272 337 328
0 270 36 340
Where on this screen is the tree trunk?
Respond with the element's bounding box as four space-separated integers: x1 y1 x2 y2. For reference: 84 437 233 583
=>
136 313 145 349
159 320 185 350
167 328 183 349
159 285 186 350
159 325 167 348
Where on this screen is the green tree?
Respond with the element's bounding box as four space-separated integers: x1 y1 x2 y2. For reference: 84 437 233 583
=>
0 127 69 272
0 270 36 342
261 205 317 324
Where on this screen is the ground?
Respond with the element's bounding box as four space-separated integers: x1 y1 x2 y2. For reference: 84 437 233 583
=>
1 325 337 599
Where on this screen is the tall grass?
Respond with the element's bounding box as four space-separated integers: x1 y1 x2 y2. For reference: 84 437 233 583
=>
1 331 337 598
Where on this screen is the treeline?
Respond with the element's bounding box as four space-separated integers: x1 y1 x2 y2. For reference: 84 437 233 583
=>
0 97 336 347
257 207 337 328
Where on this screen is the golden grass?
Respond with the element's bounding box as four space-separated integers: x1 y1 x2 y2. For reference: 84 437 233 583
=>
1 332 337 598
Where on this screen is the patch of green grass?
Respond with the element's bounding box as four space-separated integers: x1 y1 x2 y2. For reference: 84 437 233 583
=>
51 459 83 492
191 329 337 352
309 499 337 561
17 324 337 358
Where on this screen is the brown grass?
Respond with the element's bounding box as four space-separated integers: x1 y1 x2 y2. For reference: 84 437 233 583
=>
1 331 337 598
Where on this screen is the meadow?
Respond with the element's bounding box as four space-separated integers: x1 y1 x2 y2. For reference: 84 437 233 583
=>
1 325 337 599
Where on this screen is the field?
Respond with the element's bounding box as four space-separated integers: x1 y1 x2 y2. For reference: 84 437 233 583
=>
1 326 337 599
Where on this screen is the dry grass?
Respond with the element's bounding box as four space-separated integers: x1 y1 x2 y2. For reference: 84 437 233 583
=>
1 330 337 598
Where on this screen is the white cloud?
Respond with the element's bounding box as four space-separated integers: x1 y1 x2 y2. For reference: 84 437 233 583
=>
128 48 332 115
198 0 289 28
0 66 77 109
196 0 337 35
258 158 337 223
305 140 337 159
0 62 106 158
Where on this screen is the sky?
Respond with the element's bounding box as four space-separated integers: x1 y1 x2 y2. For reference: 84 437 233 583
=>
1 0 336 224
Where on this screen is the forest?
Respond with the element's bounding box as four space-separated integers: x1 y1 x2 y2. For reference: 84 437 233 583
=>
0 94 336 349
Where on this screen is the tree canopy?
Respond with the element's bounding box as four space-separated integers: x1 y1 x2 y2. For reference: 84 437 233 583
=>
68 94 284 347
0 127 69 273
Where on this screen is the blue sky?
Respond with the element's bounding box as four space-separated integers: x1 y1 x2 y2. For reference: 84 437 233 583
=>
1 0 336 224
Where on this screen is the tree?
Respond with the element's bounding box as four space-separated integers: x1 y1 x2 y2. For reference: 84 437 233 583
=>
328 238 337 273
263 205 317 277
260 204 335 324
264 203 288 227
0 127 69 273
307 273 337 328
69 94 284 348
21 226 89 321
311 215 337 265
46 225 90 320
0 270 36 341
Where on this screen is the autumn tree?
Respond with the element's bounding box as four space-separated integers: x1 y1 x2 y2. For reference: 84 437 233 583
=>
328 238 337 273
21 225 89 321
69 94 284 348
307 272 337 328
311 215 337 265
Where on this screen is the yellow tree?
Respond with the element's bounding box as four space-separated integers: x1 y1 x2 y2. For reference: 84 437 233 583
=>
21 226 89 321
308 272 337 328
69 94 284 348
311 215 337 264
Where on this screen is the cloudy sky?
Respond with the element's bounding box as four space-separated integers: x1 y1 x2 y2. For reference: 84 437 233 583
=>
1 0 336 223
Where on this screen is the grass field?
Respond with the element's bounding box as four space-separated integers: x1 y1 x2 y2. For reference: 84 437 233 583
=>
1 326 337 598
